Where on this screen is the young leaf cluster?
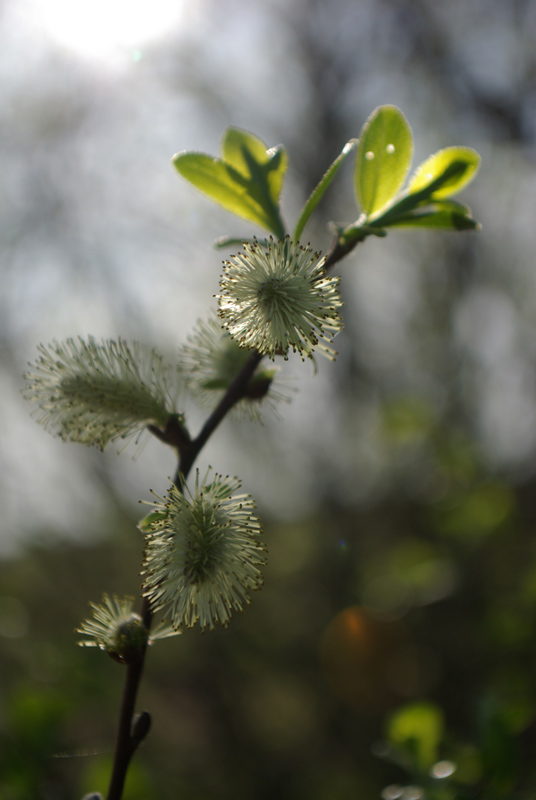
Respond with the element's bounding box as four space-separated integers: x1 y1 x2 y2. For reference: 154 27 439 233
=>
173 104 480 252
352 105 481 236
174 128 287 240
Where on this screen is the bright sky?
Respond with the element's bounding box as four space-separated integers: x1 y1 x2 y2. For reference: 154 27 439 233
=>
25 0 186 64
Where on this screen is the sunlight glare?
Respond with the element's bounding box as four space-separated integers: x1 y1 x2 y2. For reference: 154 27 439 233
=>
28 0 186 63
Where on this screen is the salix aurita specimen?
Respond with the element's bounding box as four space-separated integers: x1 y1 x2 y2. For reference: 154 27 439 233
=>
178 313 290 420
22 107 481 799
141 470 266 631
217 236 343 361
77 594 178 664
24 336 182 450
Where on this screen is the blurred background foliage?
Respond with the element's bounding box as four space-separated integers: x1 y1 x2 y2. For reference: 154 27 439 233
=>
1 0 536 797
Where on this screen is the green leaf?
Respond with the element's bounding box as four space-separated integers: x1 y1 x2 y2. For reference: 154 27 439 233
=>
222 128 287 208
407 146 480 200
294 139 357 242
173 127 287 239
386 701 444 773
386 199 481 230
355 105 413 217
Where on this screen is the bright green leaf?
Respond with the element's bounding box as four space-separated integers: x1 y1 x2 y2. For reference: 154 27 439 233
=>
222 128 287 219
386 701 444 773
222 127 273 174
355 105 413 217
407 146 480 200
173 127 287 239
294 139 357 242
386 199 480 230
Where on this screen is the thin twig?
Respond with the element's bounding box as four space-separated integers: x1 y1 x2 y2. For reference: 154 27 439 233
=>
175 350 264 484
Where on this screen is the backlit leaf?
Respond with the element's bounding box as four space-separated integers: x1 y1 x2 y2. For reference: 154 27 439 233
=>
355 105 413 217
294 139 357 241
173 128 287 238
407 146 480 200
386 199 480 230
